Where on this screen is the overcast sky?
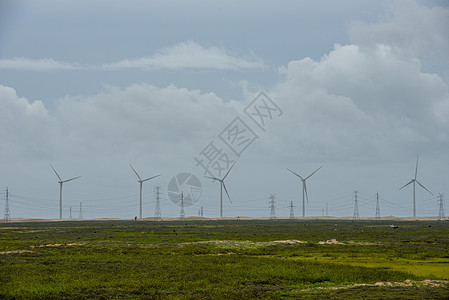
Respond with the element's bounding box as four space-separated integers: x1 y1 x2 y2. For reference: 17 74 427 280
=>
1 0 448 219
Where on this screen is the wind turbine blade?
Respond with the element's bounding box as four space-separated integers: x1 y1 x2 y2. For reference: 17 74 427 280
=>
50 164 62 181
399 180 414 190
416 180 433 195
63 176 81 183
305 165 323 180
142 174 161 182
304 183 309 205
129 164 142 181
204 176 220 181
287 168 304 180
414 155 419 180
222 162 236 180
222 182 232 204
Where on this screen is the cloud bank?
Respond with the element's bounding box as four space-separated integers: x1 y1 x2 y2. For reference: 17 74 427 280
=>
0 41 265 72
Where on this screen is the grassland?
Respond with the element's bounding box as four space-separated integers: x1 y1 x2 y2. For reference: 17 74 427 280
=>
1 219 448 299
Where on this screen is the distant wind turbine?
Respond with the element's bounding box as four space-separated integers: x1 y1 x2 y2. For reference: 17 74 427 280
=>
130 164 160 219
50 164 81 219
205 162 236 218
399 155 433 217
287 166 323 218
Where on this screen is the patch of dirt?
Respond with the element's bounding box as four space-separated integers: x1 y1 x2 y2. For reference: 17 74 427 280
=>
0 250 32 254
30 242 86 248
182 240 305 248
298 280 449 292
318 239 344 245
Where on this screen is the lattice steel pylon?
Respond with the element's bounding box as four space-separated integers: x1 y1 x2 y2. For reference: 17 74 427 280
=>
375 192 381 220
4 187 10 223
79 202 82 219
269 194 276 220
438 193 445 221
289 200 295 219
353 191 360 221
154 187 162 221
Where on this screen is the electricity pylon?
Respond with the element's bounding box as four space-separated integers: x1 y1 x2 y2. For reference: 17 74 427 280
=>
289 200 295 219
269 194 276 220
154 187 162 221
375 192 381 220
353 191 360 220
4 187 10 223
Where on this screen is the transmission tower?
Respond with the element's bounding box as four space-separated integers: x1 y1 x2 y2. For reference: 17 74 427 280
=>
438 193 445 221
4 187 10 223
269 194 276 220
154 187 162 221
289 200 295 219
69 206 72 219
326 203 328 217
79 202 82 219
179 192 185 221
353 191 360 220
375 192 381 220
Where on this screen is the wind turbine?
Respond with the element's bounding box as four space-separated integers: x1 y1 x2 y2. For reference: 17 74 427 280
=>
205 162 236 218
130 164 160 219
50 164 81 219
287 165 323 218
399 155 433 217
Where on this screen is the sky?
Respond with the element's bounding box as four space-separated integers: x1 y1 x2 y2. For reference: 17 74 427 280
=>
1 0 448 219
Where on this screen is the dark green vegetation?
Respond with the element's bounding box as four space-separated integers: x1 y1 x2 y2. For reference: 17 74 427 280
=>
1 220 448 299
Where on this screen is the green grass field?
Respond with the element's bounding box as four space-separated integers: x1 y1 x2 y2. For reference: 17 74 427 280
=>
1 220 448 299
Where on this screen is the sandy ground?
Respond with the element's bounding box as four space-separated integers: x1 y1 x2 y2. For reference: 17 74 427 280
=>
3 216 446 223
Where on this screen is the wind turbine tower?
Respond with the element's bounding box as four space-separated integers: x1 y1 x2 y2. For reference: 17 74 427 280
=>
438 193 445 221
399 155 433 217
205 162 236 218
375 192 381 220
51 164 81 219
179 192 185 221
287 165 323 217
130 164 161 219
